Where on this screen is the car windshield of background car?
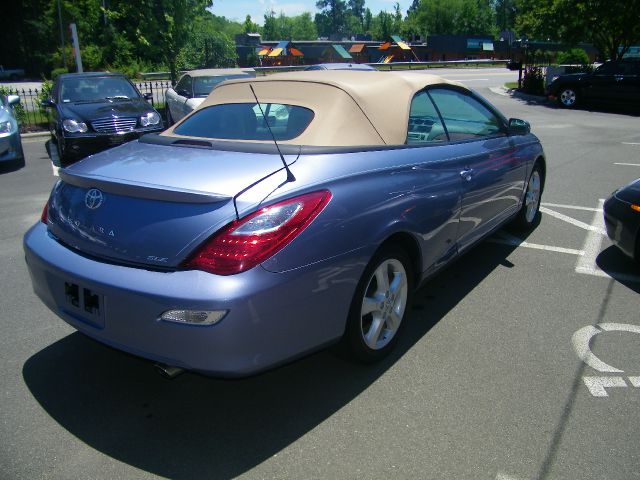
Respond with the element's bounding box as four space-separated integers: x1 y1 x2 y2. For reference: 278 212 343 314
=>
60 77 139 103
193 75 251 97
173 103 315 141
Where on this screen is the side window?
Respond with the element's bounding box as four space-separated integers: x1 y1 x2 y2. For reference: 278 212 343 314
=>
429 88 504 141
406 91 447 143
175 76 192 97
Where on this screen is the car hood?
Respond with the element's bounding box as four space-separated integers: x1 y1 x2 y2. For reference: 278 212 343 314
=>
46 140 297 269
58 98 156 122
615 178 640 204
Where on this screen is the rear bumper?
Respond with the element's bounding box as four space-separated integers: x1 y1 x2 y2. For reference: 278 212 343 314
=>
24 222 365 376
604 195 639 261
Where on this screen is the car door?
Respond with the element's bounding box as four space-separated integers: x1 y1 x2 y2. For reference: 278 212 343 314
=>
427 87 527 251
169 75 192 122
405 90 463 272
585 61 621 103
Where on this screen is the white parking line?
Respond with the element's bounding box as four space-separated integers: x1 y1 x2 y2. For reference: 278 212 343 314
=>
540 206 607 235
622 142 640 145
488 231 584 256
614 163 640 167
575 199 607 277
541 202 602 212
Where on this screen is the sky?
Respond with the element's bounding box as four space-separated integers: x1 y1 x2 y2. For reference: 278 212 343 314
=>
210 0 408 26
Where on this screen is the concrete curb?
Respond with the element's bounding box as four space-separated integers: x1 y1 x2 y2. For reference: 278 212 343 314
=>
20 131 49 139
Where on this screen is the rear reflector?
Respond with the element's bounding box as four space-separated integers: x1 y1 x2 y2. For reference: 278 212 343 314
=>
160 310 227 326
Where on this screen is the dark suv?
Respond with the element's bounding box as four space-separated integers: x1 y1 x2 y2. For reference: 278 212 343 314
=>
42 72 164 166
546 58 640 109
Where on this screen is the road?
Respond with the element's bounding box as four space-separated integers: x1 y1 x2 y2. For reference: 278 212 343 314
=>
1 85 639 480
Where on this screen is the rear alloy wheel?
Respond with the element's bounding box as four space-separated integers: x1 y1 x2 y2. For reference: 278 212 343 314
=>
558 87 578 107
512 163 543 230
346 246 413 362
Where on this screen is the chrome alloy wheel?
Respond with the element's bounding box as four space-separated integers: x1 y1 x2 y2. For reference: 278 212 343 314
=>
559 88 577 107
359 258 408 350
524 170 542 223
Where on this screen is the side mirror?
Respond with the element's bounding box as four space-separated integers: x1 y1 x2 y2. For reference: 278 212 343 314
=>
508 118 530 136
7 95 20 106
41 98 54 108
143 92 153 101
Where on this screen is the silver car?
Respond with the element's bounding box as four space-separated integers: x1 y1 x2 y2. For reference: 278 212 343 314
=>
0 94 24 167
165 68 256 125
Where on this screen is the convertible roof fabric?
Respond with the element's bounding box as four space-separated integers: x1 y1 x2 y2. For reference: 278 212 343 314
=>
164 70 466 146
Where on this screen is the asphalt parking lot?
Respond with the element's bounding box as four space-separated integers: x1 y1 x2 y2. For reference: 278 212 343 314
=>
1 79 639 479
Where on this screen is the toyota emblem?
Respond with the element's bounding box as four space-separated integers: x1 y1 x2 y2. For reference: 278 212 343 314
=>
85 189 104 210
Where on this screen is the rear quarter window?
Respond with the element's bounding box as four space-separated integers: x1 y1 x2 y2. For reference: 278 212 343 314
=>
173 103 315 141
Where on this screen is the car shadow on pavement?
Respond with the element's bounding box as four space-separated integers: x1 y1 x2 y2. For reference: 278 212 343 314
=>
22 237 527 479
0 158 25 174
596 245 640 293
508 91 640 117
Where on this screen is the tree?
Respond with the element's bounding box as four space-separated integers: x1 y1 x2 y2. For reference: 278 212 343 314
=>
410 0 495 37
243 15 260 33
316 0 348 36
517 0 640 61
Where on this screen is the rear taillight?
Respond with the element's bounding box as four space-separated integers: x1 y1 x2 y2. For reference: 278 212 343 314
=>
40 201 49 224
183 190 332 275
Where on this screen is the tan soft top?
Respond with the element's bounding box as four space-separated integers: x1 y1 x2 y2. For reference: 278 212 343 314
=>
163 70 467 146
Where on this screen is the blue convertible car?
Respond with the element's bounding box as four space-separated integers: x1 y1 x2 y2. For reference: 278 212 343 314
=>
24 71 545 377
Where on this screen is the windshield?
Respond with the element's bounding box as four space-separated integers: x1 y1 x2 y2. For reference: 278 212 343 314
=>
59 77 140 103
193 75 251 97
173 103 314 141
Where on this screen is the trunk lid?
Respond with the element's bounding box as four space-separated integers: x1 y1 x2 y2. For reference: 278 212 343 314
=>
47 140 291 268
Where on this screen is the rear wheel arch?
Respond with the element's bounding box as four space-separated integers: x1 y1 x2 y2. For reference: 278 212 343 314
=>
378 232 422 287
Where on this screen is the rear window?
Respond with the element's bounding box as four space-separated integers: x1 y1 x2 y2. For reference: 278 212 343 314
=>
173 103 314 141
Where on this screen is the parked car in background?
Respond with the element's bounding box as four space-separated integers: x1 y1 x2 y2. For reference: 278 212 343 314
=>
0 93 24 167
604 178 640 263
0 66 25 80
165 68 255 125
304 63 376 71
42 72 164 166
25 70 545 377
546 58 640 108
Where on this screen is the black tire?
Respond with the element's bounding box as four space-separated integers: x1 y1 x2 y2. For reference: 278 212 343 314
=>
344 245 414 363
558 86 579 108
512 162 543 230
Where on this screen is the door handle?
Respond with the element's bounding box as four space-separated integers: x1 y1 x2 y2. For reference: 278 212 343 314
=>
460 168 474 181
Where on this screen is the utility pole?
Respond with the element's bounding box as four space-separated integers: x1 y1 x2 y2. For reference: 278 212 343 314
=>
57 0 66 68
70 23 83 73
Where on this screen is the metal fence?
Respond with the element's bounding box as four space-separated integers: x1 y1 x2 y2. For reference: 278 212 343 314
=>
2 80 171 133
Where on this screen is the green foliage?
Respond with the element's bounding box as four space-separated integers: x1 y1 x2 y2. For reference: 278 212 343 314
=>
557 48 590 65
517 0 640 61
316 0 348 36
410 0 496 37
0 87 27 124
50 68 69 81
521 66 544 94
263 11 317 40
37 80 53 115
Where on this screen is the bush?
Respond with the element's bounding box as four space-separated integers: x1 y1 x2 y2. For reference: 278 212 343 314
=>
50 68 68 80
557 48 590 66
521 66 545 95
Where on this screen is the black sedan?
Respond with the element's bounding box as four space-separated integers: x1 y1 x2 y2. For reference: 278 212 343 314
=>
604 178 640 263
546 58 640 109
42 72 164 165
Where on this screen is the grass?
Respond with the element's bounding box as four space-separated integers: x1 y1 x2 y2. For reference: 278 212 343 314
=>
505 81 519 90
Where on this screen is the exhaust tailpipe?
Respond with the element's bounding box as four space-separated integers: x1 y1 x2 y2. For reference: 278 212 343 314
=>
154 362 185 379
